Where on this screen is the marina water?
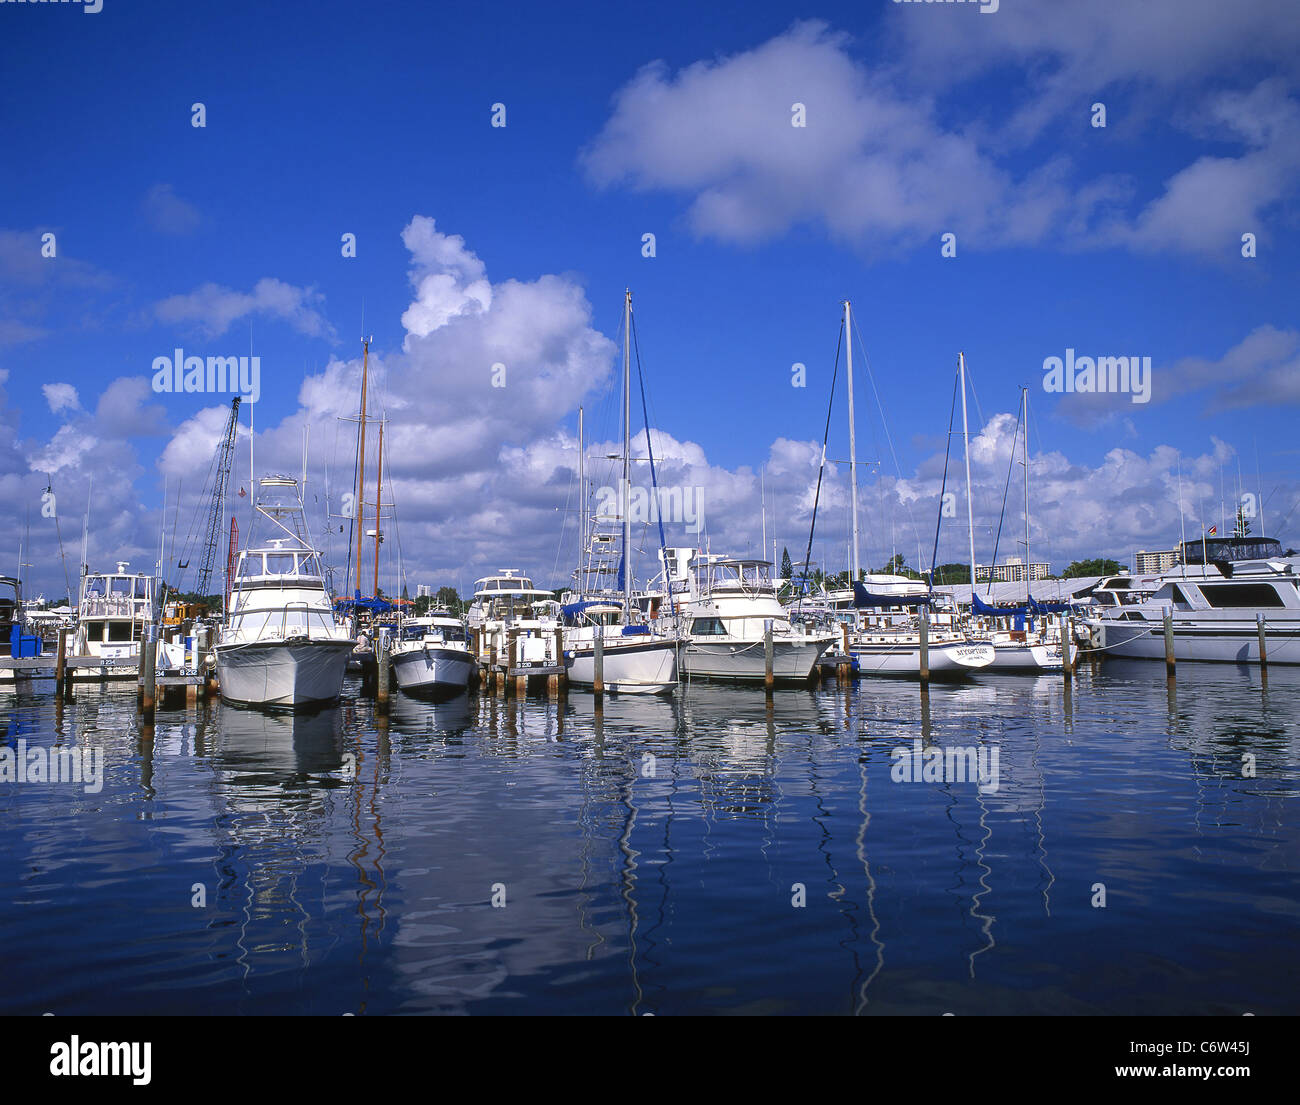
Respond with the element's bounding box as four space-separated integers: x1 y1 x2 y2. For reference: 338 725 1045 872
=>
2 663 1296 1016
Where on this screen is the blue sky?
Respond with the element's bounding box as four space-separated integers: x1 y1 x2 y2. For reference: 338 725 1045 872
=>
2 0 1298 600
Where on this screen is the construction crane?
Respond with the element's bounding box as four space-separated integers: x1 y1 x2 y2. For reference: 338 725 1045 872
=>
195 397 241 599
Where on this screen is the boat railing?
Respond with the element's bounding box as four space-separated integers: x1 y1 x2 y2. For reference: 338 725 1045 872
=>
279 600 312 639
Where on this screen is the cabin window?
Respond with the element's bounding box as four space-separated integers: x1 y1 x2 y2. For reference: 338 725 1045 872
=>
265 554 297 576
107 622 134 642
690 617 727 636
1199 583 1286 609
83 621 104 640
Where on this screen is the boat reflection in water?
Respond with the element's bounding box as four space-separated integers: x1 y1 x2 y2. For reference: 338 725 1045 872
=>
214 701 347 782
202 702 390 1007
6 662 1296 1016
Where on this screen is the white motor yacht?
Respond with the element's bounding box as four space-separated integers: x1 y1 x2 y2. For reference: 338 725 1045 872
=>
62 563 186 681
1098 556 1300 664
390 609 474 698
214 476 354 709
466 570 560 669
679 556 833 683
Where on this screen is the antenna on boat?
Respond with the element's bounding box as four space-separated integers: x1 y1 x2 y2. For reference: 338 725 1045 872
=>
1255 437 1266 538
80 475 92 588
1176 454 1187 579
248 324 255 512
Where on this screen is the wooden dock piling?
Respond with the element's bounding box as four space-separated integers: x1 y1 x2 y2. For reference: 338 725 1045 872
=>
139 636 158 721
550 626 565 698
918 608 930 684
763 620 774 694
55 627 69 698
507 631 519 697
593 630 604 699
1163 606 1176 679
376 633 391 713
1257 613 1268 669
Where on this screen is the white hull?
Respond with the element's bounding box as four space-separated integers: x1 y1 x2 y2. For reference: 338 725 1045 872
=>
1100 619 1300 664
850 639 995 677
566 637 678 694
683 638 829 682
391 643 473 696
981 639 1075 672
215 638 352 708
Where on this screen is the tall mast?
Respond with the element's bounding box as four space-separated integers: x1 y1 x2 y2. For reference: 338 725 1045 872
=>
354 337 369 596
959 352 977 592
623 289 632 616
578 405 585 598
845 300 860 584
1022 387 1031 603
373 418 384 599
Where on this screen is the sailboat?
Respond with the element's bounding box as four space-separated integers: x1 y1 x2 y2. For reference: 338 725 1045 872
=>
214 475 355 708
561 290 681 694
962 376 1076 673
832 305 992 678
339 337 397 677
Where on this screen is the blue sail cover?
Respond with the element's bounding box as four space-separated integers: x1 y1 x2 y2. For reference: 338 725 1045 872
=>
561 600 602 618
972 593 1073 616
1028 598 1073 614
853 581 933 608
971 592 1028 617
335 591 394 613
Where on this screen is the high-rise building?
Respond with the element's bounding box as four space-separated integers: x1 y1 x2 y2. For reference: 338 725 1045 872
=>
973 556 1052 583
416 584 432 598
1133 549 1180 574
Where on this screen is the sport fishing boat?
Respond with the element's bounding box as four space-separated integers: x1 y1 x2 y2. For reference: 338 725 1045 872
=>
63 562 186 681
214 475 355 708
389 608 474 698
466 569 560 669
679 556 834 683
